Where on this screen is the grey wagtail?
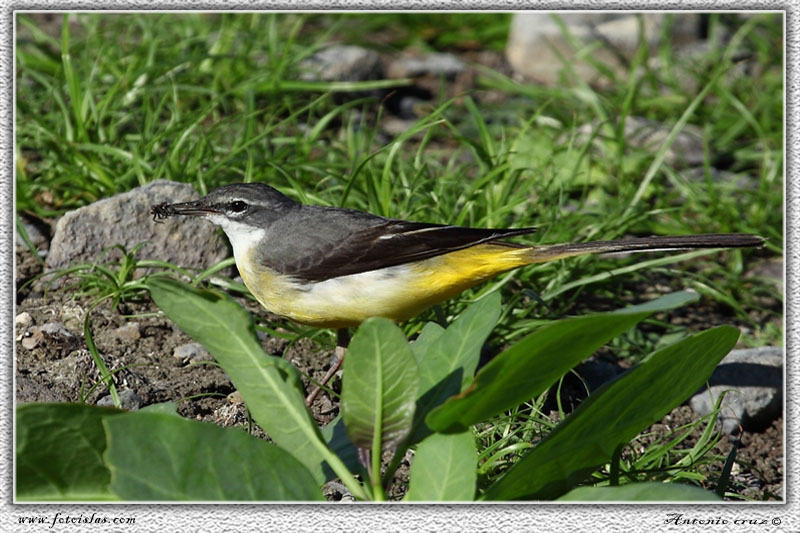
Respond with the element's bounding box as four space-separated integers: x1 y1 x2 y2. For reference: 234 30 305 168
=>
152 182 763 404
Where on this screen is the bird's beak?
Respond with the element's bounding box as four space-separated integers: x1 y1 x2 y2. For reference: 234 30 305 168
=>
151 198 220 220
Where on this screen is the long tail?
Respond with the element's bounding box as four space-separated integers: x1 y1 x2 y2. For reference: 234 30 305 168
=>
523 233 764 263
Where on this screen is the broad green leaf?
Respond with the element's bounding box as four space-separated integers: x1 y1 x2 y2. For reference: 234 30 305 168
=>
418 292 501 392
408 293 502 445
16 403 123 501
146 277 326 482
608 290 700 314
105 412 322 501
484 326 739 500
342 318 419 450
427 291 699 433
410 321 445 362
405 431 477 501
558 482 720 501
140 402 178 415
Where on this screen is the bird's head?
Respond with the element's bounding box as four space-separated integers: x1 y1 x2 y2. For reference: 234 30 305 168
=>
152 182 299 255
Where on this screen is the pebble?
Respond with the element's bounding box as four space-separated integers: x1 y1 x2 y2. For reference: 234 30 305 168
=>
98 389 142 411
20 322 78 351
387 52 466 79
16 215 49 249
227 391 244 404
111 322 141 343
300 45 383 82
16 312 33 330
173 342 214 363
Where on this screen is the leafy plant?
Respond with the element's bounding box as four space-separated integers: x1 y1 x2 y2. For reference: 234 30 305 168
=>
17 280 739 501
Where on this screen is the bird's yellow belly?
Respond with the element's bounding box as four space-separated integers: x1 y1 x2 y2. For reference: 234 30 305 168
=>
237 244 531 328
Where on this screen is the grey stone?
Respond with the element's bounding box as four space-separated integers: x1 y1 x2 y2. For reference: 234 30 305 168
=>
690 346 783 435
387 53 466 79
382 117 419 137
300 45 383 82
506 13 702 87
572 116 706 169
681 167 759 190
98 389 142 411
46 180 229 272
16 215 49 249
110 322 141 343
15 312 33 330
173 342 214 363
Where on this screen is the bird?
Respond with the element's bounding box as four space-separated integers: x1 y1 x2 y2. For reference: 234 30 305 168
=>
152 182 763 405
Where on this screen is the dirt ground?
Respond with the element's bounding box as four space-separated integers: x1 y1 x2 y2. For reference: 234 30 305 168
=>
14 242 783 502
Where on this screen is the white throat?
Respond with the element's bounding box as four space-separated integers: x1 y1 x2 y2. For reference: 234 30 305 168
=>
206 214 265 264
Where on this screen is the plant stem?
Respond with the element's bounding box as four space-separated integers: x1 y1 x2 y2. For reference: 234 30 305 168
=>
371 447 385 501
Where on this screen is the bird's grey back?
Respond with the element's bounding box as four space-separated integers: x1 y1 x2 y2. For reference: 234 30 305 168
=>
257 204 393 275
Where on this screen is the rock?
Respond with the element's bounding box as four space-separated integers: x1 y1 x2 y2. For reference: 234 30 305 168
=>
506 13 703 87
110 322 141 343
387 52 466 79
681 167 758 190
227 390 244 404
173 342 213 363
98 389 141 411
300 45 383 82
46 180 229 272
572 116 706 169
15 312 33 330
690 346 783 435
16 214 50 250
21 322 78 353
382 117 419 137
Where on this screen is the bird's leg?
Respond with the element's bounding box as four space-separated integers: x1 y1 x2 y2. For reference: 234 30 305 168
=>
305 328 350 407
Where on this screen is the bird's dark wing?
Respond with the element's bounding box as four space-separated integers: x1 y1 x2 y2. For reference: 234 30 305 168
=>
261 206 536 283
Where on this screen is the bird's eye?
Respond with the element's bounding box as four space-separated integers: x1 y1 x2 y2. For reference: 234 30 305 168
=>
230 200 248 213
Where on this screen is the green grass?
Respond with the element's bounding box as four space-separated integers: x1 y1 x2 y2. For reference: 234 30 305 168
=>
15 12 783 499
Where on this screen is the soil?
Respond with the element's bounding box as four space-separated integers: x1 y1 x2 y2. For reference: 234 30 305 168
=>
14 243 783 502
